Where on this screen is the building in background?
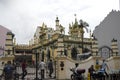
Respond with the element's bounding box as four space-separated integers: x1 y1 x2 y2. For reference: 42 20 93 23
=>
93 10 120 56
14 44 33 65
0 25 14 62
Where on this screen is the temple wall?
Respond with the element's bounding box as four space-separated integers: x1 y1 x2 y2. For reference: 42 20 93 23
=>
56 56 120 79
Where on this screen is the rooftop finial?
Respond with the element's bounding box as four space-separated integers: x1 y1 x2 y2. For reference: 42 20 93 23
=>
56 15 59 21
74 14 77 23
56 15 58 20
74 14 76 17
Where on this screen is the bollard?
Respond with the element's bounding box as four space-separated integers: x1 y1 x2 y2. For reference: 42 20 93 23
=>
87 72 91 80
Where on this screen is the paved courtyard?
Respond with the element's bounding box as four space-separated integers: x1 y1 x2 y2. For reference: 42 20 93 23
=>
0 66 55 80
16 67 56 80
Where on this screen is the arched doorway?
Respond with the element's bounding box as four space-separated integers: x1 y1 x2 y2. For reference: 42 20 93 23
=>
98 46 113 59
71 47 78 60
47 49 50 60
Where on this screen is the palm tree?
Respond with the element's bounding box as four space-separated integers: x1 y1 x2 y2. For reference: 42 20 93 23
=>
60 24 65 34
79 19 89 53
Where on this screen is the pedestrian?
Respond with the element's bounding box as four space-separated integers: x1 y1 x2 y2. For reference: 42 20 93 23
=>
21 60 27 79
39 60 46 79
2 62 4 66
101 59 109 77
32 60 35 67
88 65 95 80
95 59 100 71
48 59 53 78
74 63 79 74
2 61 14 80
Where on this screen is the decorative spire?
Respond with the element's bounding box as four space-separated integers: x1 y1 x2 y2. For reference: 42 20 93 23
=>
55 16 59 26
74 14 77 23
111 38 117 42
42 22 45 27
73 14 78 28
56 16 58 20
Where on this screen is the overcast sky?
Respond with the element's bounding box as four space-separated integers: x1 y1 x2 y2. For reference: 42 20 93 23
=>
0 0 119 44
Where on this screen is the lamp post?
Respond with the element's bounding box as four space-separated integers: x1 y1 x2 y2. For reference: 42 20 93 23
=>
34 51 40 80
36 52 38 80
54 60 56 79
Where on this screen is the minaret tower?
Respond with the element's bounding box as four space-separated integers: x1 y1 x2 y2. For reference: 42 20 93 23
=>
74 14 77 24
55 16 60 30
111 39 119 56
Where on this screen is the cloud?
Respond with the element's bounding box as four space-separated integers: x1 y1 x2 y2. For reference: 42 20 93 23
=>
0 0 119 44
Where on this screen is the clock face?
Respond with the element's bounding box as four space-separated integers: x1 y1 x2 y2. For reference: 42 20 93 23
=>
99 46 111 59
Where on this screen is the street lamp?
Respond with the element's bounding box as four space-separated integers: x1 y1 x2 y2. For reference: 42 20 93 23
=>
34 50 40 80
54 60 56 79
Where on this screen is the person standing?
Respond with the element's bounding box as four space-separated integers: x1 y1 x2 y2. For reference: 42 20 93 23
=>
48 59 53 78
3 61 14 80
39 60 46 79
21 60 27 79
88 65 95 80
95 59 100 71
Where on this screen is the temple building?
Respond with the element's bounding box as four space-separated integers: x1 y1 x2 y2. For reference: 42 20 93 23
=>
14 14 120 63
26 15 120 79
1 13 120 79
28 16 98 61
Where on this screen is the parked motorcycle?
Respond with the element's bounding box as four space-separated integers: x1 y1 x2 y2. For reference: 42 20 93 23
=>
70 68 85 80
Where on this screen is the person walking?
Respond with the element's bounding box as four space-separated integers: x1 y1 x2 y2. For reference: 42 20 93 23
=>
101 59 109 77
2 61 14 80
39 60 46 79
21 60 27 80
48 59 53 78
97 59 109 80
